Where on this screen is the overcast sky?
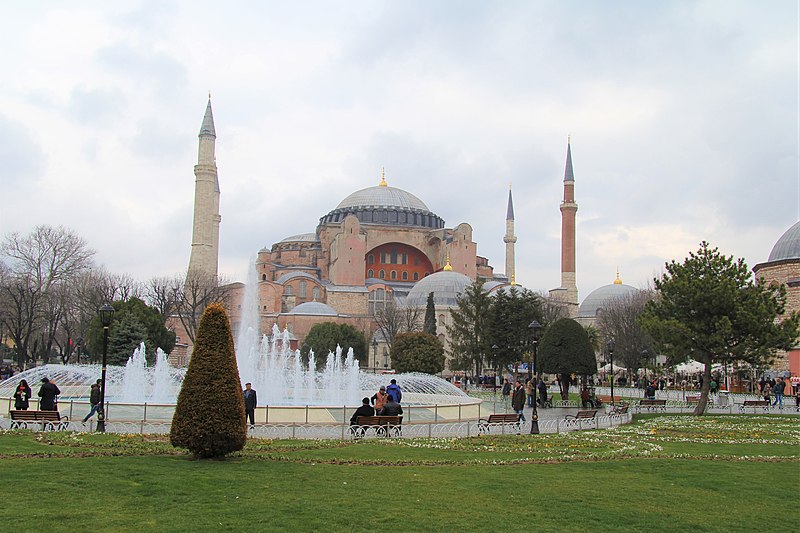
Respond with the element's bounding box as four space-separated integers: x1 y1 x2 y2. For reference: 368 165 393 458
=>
1 1 798 303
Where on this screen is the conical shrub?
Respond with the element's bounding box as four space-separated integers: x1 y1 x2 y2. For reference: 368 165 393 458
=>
170 303 246 458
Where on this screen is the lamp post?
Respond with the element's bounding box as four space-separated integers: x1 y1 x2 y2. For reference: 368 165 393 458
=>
528 320 543 435
97 304 115 432
491 344 499 396
607 338 615 405
372 338 378 374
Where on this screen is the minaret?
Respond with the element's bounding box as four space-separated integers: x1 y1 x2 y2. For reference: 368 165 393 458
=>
559 138 579 311
503 185 516 283
187 95 221 277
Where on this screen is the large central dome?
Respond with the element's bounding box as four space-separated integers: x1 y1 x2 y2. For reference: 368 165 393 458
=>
319 178 444 230
336 185 430 211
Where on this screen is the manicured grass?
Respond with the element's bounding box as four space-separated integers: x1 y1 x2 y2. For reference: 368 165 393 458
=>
0 415 797 532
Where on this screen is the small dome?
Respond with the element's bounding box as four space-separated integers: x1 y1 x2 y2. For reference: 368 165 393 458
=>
336 185 429 211
578 282 638 318
768 221 800 262
287 301 338 316
405 271 473 307
280 233 319 243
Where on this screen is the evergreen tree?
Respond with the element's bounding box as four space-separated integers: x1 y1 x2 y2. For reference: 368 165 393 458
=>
107 313 149 365
487 287 543 372
423 292 436 335
641 241 799 414
537 318 596 400
391 332 445 374
170 303 245 459
87 297 176 363
301 322 367 369
446 280 493 376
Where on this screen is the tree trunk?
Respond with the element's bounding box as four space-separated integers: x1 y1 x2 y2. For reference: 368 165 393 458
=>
694 362 712 415
560 372 570 400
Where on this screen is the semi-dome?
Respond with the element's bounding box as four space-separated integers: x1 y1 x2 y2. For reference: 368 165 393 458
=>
578 277 639 318
287 301 338 316
280 233 319 243
768 220 800 262
405 270 472 307
319 178 444 230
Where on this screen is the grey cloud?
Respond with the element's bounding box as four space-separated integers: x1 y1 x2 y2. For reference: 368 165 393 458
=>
0 114 45 188
96 43 188 98
68 86 126 125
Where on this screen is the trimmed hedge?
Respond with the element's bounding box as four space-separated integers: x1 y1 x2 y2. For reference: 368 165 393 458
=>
170 303 246 458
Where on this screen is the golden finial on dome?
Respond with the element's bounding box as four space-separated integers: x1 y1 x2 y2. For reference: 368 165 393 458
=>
614 268 622 285
443 252 453 271
379 167 388 187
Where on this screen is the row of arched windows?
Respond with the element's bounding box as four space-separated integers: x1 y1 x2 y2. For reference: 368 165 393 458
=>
367 269 424 281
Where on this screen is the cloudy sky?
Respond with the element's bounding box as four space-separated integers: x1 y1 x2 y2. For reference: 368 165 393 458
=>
1 1 797 302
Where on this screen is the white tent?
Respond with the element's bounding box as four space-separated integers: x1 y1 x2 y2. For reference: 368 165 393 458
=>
599 363 625 373
674 360 704 373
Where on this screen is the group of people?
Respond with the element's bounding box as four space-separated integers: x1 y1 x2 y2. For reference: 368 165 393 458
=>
1 365 16 381
759 376 794 407
349 378 403 425
13 377 62 412
500 378 550 421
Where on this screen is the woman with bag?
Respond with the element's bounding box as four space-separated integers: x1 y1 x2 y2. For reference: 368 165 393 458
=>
14 379 32 410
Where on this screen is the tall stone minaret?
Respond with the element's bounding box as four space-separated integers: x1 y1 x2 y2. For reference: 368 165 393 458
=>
187 96 221 277
503 186 516 284
559 139 578 311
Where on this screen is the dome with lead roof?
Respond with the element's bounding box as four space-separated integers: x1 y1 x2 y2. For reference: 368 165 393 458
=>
767 221 800 262
405 271 472 307
578 276 639 319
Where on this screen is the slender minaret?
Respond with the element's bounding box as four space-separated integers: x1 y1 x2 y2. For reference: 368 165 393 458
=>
559 138 578 310
503 185 516 283
187 95 221 277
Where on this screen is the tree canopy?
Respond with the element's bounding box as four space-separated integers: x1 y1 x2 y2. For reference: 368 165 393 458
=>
301 322 367 369
596 289 656 373
640 241 799 414
487 287 543 371
423 292 436 335
446 280 493 376
391 332 445 374
538 318 596 399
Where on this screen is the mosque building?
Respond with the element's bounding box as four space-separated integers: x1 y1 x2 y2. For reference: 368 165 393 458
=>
182 98 580 372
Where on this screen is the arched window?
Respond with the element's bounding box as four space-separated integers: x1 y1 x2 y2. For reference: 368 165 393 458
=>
369 288 393 315
413 272 419 281
390 270 397 280
379 270 385 279
367 269 374 278
261 274 267 281
402 271 408 280
284 285 293 296
312 286 320 300
299 280 307 298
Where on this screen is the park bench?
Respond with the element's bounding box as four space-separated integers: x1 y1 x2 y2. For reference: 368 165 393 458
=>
351 416 402 438
636 399 667 413
478 413 522 434
609 403 629 416
686 395 701 403
739 400 770 413
563 409 597 429
9 410 69 431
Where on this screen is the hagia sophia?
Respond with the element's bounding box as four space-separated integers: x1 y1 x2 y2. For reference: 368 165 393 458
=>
178 98 798 376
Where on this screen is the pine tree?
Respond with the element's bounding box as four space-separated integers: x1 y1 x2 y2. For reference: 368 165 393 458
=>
107 313 149 366
537 318 596 400
423 292 436 335
446 280 493 376
170 303 246 458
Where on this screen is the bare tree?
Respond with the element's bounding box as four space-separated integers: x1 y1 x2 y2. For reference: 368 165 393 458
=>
373 301 422 348
596 289 656 373
145 276 177 324
171 269 232 346
536 291 571 327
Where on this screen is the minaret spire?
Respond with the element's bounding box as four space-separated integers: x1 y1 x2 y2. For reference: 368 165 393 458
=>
557 138 578 314
188 96 222 278
503 185 517 282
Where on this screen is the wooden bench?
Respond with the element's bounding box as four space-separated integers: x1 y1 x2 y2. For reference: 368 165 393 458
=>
478 413 522 434
9 410 69 431
351 416 402 438
739 400 771 413
636 399 667 413
686 395 701 403
563 409 597 428
609 403 629 416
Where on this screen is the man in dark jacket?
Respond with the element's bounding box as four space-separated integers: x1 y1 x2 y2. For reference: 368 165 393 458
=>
379 396 403 417
38 377 61 411
511 380 526 421
243 383 257 428
83 380 102 423
538 379 548 407
349 397 375 425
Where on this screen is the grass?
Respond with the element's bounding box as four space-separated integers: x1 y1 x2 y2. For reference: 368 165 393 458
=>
0 415 797 532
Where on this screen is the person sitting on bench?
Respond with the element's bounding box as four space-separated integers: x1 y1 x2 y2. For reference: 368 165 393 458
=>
379 396 403 417
350 397 375 426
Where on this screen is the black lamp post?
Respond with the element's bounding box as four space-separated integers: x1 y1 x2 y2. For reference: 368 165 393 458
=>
491 344 499 396
97 304 115 432
606 338 615 405
528 320 543 435
372 338 378 374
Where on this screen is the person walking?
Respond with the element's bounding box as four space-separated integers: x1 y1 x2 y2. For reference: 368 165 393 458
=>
772 378 786 408
243 382 257 428
37 377 60 411
82 380 102 423
386 379 403 403
525 379 535 408
371 386 389 413
511 380 526 422
14 379 31 410
762 382 772 404
537 379 548 407
502 379 512 407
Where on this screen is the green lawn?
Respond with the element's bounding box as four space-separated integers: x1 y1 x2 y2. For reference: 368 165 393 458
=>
0 415 797 532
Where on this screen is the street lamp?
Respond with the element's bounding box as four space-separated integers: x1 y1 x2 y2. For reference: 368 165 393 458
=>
97 303 115 432
606 338 616 405
372 338 378 374
528 320 543 435
491 344 499 395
